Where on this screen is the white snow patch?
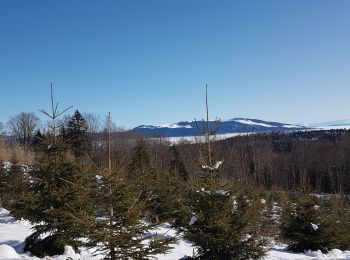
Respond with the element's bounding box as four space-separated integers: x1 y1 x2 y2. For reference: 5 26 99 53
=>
282 124 303 128
216 189 228 195
189 216 198 226
159 123 193 129
202 161 223 171
234 119 276 127
311 223 319 231
165 132 253 144
0 244 21 259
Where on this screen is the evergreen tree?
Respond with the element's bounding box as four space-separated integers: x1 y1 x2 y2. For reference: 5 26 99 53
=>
169 144 189 180
179 170 265 259
23 142 95 257
88 114 174 259
0 163 33 216
31 130 46 152
88 168 174 259
127 140 186 224
0 161 7 206
22 86 94 257
66 110 88 156
281 193 350 253
129 139 150 176
178 85 266 259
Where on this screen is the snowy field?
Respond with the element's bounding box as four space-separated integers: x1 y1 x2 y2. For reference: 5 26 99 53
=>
1 208 350 259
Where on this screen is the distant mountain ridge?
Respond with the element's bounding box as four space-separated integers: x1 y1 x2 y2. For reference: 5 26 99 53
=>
133 118 308 137
306 119 350 127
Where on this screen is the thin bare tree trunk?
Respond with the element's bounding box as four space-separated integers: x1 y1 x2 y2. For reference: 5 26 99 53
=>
107 112 115 260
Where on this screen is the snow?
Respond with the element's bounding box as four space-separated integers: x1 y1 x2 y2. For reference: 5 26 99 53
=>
1 208 350 260
282 124 304 128
315 125 350 130
213 161 223 169
216 189 228 195
3 161 12 170
201 161 223 171
0 244 21 259
311 223 319 231
165 132 253 144
159 123 193 129
233 119 277 128
188 216 197 226
139 123 193 129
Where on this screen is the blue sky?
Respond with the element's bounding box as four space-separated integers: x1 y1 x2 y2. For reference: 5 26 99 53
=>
0 0 350 128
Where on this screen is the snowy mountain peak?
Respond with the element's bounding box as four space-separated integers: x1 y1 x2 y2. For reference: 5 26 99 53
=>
133 118 308 137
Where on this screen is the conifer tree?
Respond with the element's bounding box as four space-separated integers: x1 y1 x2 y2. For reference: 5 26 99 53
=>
281 193 350 253
87 113 174 260
23 85 95 257
66 110 88 156
0 161 9 207
31 130 46 152
129 139 150 176
179 85 266 259
1 163 34 219
169 144 189 180
24 152 95 256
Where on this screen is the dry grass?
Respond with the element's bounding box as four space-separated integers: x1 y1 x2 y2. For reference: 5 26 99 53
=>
0 139 35 165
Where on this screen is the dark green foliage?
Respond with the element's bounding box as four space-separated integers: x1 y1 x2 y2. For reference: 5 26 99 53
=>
169 145 189 180
88 168 175 260
24 232 65 257
127 141 187 224
23 142 95 256
147 170 187 223
332 199 350 250
178 162 265 259
0 163 34 217
66 110 88 156
128 139 150 175
31 130 45 146
0 161 6 206
182 181 266 260
281 194 350 253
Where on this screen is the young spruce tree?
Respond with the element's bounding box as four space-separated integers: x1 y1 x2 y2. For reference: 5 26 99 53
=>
23 85 95 257
87 113 174 260
180 85 266 259
281 193 350 253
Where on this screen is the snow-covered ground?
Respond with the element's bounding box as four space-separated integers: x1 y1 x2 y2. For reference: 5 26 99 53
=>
1 208 350 259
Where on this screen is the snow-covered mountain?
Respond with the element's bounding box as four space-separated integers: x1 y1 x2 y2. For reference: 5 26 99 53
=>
133 118 308 137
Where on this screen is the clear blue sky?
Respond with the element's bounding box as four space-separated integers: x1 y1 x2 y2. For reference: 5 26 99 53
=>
1 0 350 128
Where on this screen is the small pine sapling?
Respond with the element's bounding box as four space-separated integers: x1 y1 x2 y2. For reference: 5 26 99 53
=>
181 85 266 259
23 85 95 257
87 113 174 260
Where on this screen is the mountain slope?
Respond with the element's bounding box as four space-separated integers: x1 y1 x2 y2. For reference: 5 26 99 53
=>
133 118 308 137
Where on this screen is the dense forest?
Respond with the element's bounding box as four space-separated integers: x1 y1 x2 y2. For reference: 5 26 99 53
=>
83 128 350 194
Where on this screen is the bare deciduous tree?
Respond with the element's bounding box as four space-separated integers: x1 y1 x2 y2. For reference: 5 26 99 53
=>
7 112 40 146
84 113 102 134
0 122 4 135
